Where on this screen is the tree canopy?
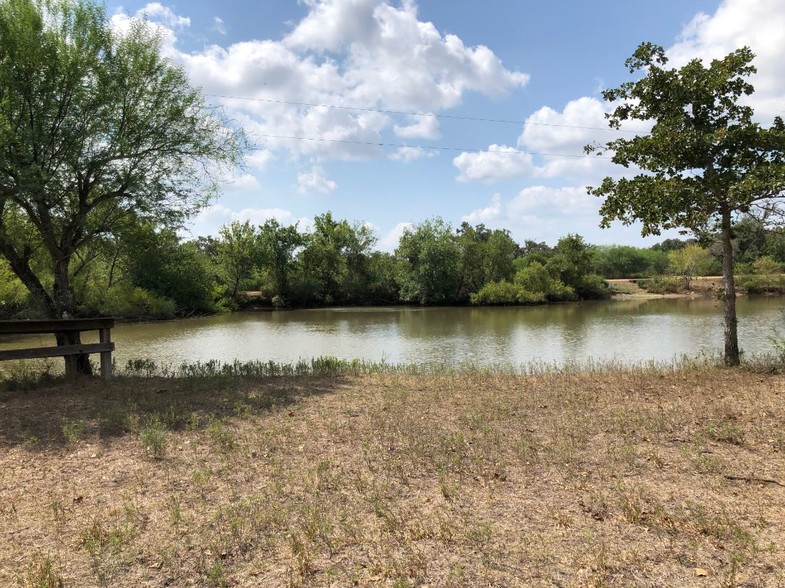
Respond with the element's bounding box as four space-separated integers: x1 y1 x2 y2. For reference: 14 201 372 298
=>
0 0 245 323
587 42 785 365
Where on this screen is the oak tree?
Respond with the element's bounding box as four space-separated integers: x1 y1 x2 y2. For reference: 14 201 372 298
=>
587 43 785 365
0 0 245 372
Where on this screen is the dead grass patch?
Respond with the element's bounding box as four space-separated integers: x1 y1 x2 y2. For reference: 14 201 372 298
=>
1 367 784 586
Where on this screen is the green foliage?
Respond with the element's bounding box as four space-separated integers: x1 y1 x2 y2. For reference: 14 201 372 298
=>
454 223 518 300
365 251 400 303
737 274 785 294
0 0 245 319
667 245 713 290
82 284 176 319
297 212 376 305
588 44 784 238
62 419 87 444
257 218 305 300
738 255 784 293
650 238 690 253
753 255 781 276
592 245 667 278
123 225 216 314
0 259 32 316
139 422 167 459
469 281 544 305
765 228 785 263
575 273 612 300
396 218 461 304
514 262 576 302
217 221 260 300
587 42 785 364
546 235 609 299
20 554 64 588
732 216 769 264
547 234 593 286
518 240 553 267
640 276 682 294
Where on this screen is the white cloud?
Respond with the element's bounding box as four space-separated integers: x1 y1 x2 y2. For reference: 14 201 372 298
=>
455 0 785 189
284 0 381 52
667 0 785 121
507 186 598 217
119 0 527 162
246 150 275 171
518 97 610 153
379 221 413 252
110 3 189 55
517 97 625 181
454 97 648 184
453 145 534 183
223 173 261 192
393 115 440 140
297 165 337 194
138 2 190 29
185 205 297 237
283 0 528 110
462 186 629 244
462 193 504 224
463 186 597 225
389 146 438 162
212 16 227 36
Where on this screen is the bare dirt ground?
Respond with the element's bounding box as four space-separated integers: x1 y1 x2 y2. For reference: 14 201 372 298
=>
2 366 785 587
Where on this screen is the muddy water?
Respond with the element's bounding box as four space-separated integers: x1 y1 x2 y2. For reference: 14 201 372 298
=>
1 297 782 370
67 296 785 368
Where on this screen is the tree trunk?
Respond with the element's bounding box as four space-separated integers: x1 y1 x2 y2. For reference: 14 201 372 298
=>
53 256 92 376
721 209 740 366
3 253 58 317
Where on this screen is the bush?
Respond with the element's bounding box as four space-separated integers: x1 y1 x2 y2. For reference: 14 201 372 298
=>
737 274 785 294
639 276 682 294
574 274 611 300
592 245 667 278
513 262 576 302
81 284 177 319
470 281 545 305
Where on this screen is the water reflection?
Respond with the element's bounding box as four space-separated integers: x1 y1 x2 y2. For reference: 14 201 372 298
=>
1 297 781 367
112 297 785 366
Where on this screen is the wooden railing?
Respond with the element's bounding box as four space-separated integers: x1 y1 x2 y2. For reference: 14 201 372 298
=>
0 318 115 378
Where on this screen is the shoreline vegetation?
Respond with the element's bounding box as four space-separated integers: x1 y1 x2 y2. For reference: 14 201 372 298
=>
4 212 785 323
2 357 785 586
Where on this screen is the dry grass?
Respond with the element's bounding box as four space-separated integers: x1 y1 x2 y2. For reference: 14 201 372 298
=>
1 365 785 586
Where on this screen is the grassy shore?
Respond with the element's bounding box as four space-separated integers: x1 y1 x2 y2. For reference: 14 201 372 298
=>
2 360 785 587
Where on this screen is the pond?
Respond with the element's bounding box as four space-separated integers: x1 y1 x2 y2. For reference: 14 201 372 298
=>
2 297 782 370
103 296 785 367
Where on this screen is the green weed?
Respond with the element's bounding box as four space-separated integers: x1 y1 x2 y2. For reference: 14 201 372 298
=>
139 422 167 459
61 419 87 444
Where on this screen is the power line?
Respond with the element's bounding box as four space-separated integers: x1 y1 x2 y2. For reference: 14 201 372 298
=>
208 93 648 134
252 132 610 159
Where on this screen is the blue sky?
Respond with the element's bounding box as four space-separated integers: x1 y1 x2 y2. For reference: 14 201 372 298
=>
106 0 785 250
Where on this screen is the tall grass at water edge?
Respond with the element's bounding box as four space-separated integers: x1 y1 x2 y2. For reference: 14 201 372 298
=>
2 348 784 389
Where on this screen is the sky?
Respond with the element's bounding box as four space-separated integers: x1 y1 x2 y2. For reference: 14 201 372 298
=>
104 0 785 251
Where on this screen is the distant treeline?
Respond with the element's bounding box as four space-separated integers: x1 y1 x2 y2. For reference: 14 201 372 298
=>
1 213 784 319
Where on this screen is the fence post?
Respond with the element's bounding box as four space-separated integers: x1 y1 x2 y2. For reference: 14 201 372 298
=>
99 327 113 379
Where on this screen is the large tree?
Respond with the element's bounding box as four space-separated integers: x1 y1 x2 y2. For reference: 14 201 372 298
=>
217 220 259 302
587 43 785 365
0 0 244 369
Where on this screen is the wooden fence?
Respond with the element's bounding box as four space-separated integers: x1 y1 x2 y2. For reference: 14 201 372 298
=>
0 318 115 378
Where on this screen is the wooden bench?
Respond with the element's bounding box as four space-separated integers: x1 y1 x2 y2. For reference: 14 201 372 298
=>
0 318 115 378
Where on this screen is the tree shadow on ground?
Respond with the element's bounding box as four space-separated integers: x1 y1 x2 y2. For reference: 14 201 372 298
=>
0 374 349 449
